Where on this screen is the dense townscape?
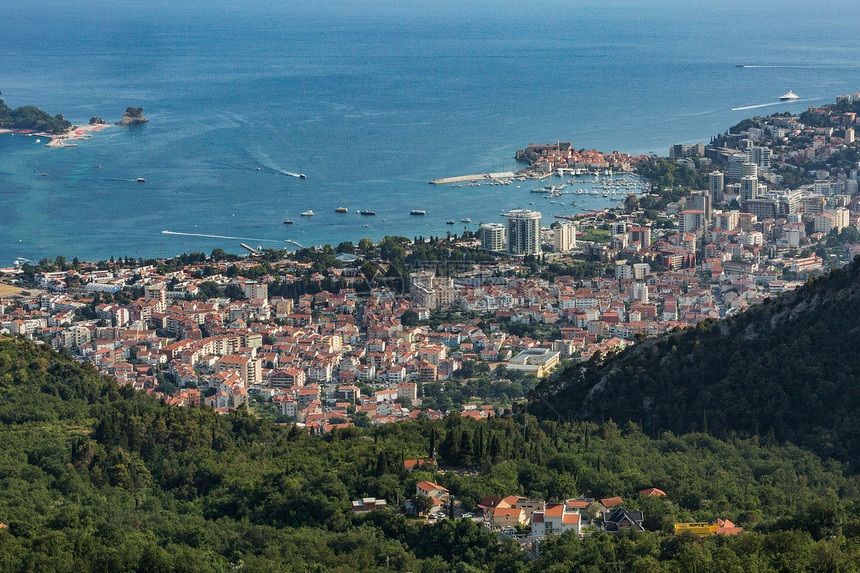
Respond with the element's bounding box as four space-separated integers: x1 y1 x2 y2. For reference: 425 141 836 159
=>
4 96 860 427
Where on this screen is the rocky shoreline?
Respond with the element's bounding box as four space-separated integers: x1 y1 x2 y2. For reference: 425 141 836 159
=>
32 107 147 147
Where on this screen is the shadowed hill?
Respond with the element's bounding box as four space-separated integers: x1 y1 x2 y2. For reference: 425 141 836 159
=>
530 256 860 469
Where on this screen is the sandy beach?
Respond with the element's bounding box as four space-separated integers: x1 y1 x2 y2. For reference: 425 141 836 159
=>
43 123 112 147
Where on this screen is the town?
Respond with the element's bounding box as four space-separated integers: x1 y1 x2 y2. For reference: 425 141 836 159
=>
1 93 860 542
3 95 860 425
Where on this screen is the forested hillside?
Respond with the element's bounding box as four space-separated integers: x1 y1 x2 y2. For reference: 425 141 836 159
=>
0 93 71 134
4 335 860 570
531 255 860 470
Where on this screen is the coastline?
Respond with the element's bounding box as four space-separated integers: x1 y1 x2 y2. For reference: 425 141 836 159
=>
0 123 112 147
43 123 112 147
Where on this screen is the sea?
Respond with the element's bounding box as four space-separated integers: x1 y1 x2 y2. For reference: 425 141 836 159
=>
2 0 860 265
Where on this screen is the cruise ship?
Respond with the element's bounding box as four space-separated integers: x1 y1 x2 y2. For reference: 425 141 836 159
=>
779 90 800 101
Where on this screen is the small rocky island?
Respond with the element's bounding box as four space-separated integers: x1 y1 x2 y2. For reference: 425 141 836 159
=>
116 107 148 126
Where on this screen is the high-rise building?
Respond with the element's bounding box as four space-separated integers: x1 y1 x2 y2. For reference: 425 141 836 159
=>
749 146 772 168
478 223 506 252
144 283 167 311
689 190 712 222
740 176 759 201
610 221 628 237
669 143 705 158
709 171 725 203
678 210 706 234
628 226 651 248
505 209 542 256
553 222 576 252
728 155 758 180
846 128 855 144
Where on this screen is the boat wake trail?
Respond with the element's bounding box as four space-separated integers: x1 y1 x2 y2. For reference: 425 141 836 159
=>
731 97 819 111
247 148 305 178
161 230 282 243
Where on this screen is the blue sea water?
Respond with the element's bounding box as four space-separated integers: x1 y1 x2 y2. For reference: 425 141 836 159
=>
2 0 860 264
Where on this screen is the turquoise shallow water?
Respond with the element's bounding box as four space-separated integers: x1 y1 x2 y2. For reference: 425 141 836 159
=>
1 0 859 264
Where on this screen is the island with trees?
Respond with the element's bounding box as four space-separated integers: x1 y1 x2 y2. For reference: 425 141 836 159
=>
0 91 71 134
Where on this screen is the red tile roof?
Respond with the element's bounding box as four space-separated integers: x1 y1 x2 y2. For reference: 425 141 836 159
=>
544 503 564 517
601 497 623 509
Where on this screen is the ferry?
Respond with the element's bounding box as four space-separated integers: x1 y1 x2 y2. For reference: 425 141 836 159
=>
335 207 349 213
301 210 314 216
779 90 800 101
410 209 426 215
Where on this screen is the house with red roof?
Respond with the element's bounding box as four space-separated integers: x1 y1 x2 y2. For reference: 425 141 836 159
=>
404 458 437 473
415 481 449 504
491 506 526 529
530 502 581 537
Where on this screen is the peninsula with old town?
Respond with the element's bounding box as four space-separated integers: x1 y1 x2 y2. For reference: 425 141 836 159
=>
3 92 860 568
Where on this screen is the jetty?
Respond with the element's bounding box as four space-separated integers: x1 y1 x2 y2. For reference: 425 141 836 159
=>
429 172 516 185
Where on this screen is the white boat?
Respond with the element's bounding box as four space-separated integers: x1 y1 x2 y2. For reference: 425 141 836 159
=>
779 90 800 101
410 209 426 215
461 218 471 223
301 210 314 216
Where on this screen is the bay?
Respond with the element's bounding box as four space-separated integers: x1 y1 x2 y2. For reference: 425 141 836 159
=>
1 0 859 264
